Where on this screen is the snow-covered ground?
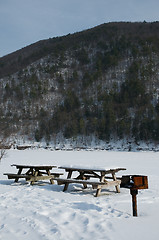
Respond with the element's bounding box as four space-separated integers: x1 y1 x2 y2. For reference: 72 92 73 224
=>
0 149 159 240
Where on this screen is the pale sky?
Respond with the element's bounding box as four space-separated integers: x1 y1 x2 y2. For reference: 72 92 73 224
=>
0 0 158 57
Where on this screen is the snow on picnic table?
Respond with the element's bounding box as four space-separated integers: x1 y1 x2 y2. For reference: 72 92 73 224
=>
0 149 159 240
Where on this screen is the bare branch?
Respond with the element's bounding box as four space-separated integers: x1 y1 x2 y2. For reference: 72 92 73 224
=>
0 139 9 161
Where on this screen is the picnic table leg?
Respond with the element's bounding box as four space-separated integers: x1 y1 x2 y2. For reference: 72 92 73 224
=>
14 167 23 182
25 168 33 175
76 172 87 188
46 169 54 184
95 173 105 197
83 179 88 189
112 172 120 193
63 170 72 191
30 170 39 185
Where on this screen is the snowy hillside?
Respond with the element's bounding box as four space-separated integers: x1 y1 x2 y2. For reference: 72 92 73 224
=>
1 22 159 146
0 149 159 240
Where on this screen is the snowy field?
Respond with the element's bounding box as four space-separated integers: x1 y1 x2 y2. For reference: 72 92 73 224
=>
0 149 159 240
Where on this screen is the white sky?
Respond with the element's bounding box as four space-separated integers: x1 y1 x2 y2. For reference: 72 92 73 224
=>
0 0 158 57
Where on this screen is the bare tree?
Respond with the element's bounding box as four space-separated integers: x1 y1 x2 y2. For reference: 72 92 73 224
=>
0 139 8 161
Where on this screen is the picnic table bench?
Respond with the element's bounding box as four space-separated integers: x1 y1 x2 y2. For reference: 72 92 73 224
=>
56 166 126 197
4 164 63 185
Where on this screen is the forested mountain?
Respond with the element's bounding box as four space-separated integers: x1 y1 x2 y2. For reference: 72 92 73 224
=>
1 21 159 147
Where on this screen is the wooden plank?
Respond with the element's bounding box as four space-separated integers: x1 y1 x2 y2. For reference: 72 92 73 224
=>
30 170 39 185
35 171 63 176
3 173 30 179
27 175 55 182
11 164 56 169
56 178 101 184
93 181 121 190
95 173 105 197
59 166 126 173
97 180 121 188
77 174 120 180
112 172 120 193
63 170 73 191
15 167 23 182
55 178 121 186
46 169 54 184
83 174 99 178
51 173 63 176
4 173 62 181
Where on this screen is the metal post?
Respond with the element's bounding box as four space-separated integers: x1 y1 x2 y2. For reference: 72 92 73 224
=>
130 189 138 217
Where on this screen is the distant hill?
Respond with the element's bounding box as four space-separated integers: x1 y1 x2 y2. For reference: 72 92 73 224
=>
1 21 159 147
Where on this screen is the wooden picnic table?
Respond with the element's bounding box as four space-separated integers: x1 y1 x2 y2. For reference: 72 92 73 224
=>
4 164 63 185
56 166 126 197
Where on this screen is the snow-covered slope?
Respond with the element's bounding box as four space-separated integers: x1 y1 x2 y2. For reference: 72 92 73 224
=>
0 149 159 240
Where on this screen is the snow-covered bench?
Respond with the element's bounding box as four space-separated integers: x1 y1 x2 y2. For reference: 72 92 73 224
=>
55 177 121 196
4 172 63 182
